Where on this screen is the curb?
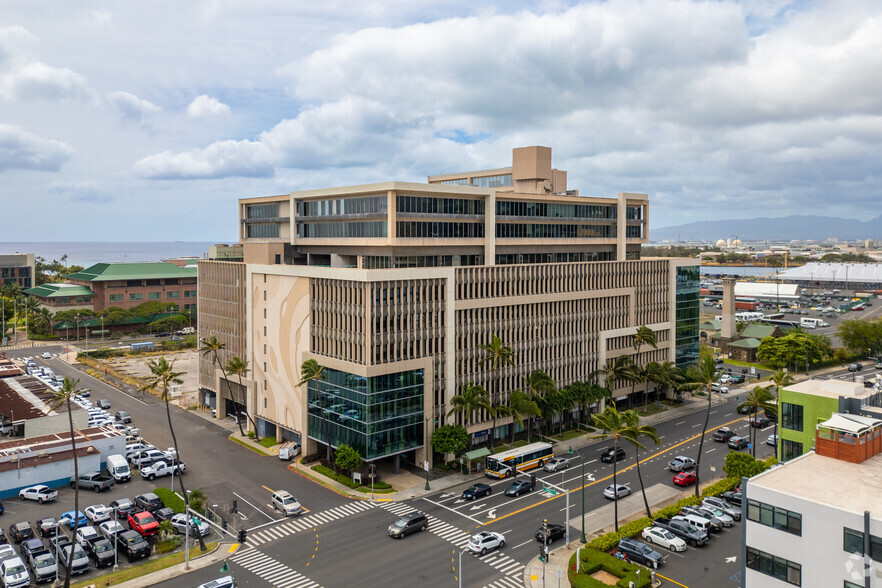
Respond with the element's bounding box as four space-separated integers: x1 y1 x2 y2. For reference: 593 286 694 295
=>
98 540 226 588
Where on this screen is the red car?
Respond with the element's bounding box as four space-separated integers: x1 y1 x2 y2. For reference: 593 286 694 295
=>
127 511 159 537
673 472 697 487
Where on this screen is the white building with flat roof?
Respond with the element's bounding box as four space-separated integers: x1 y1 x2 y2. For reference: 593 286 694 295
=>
744 413 882 587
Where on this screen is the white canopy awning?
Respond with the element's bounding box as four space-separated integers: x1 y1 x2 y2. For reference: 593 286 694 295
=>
817 413 882 435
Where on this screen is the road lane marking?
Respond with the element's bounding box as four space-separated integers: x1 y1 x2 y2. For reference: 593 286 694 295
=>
656 573 689 587
676 421 686 425
422 496 485 525
512 539 533 549
262 485 274 493
485 414 747 527
705 448 716 453
692 423 702 427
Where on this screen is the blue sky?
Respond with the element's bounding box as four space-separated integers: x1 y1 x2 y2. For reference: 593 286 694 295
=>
1 0 880 241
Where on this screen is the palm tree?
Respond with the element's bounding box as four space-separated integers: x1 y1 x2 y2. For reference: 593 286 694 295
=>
591 356 633 409
298 359 332 461
624 363 647 411
768 369 795 460
737 386 776 457
589 406 634 533
45 377 88 588
633 325 658 357
139 357 206 551
447 383 491 448
478 335 515 447
198 335 239 422
508 390 541 443
678 356 718 497
224 356 258 440
522 370 555 441
537 389 567 436
646 361 684 404
620 412 661 519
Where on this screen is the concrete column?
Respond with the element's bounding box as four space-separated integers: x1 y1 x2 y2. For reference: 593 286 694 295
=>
616 193 627 261
722 277 737 339
485 191 496 265
393 454 400 474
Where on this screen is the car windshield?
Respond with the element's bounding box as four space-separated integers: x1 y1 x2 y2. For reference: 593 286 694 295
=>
392 518 408 528
467 485 480 492
6 563 25 574
282 497 296 505
139 515 156 524
95 543 111 553
35 555 54 568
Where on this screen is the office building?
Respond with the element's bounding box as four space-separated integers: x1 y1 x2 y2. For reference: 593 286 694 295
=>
197 146 699 468
744 413 882 587
779 378 882 461
0 253 35 289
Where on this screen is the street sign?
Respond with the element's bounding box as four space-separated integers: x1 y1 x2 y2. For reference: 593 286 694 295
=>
423 460 429 472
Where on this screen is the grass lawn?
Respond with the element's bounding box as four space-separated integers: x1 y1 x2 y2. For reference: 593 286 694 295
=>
257 436 278 449
72 542 218 587
553 429 585 442
634 403 669 417
723 358 774 370
230 436 271 455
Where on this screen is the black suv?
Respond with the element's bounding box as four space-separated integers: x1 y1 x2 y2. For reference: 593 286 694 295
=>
109 498 136 518
87 537 116 567
116 530 151 562
387 512 428 539
600 447 626 463
713 427 735 442
134 492 163 513
616 537 664 568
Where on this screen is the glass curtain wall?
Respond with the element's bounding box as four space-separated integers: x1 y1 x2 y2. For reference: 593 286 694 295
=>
307 368 425 460
675 265 700 368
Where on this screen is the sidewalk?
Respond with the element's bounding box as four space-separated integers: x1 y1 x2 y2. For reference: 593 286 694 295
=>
112 541 231 588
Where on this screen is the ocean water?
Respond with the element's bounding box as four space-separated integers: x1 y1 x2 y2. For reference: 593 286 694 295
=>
0 242 220 268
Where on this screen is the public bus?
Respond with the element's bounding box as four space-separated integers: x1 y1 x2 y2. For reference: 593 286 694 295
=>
484 442 554 479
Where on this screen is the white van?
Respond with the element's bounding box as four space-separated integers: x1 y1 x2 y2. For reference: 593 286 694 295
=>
800 317 830 329
674 514 715 534
176 327 196 335
106 454 131 482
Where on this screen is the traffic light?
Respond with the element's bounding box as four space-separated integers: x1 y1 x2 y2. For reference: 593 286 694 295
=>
368 463 376 476
238 529 247 544
232 500 238 514
538 543 545 562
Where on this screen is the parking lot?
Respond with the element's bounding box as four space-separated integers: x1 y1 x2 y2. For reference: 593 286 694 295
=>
655 510 744 588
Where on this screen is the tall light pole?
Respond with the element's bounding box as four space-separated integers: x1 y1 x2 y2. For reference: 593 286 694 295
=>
424 417 430 491
112 506 119 570
580 456 587 543
458 547 467 588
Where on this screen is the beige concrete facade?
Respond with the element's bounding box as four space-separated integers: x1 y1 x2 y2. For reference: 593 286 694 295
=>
197 147 698 464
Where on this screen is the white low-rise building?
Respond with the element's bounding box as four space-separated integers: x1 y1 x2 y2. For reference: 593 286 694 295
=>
744 413 882 587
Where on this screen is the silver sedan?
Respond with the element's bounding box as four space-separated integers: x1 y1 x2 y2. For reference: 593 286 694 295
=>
170 513 210 537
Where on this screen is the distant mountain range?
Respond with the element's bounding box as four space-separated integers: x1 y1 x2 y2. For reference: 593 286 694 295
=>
650 215 882 242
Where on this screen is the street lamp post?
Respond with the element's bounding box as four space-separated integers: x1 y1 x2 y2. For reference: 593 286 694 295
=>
113 506 119 570
424 417 430 491
458 547 467 588
580 456 587 543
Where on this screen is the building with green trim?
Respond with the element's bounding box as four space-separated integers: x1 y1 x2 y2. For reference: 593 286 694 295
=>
63 262 197 313
23 283 95 312
778 378 882 461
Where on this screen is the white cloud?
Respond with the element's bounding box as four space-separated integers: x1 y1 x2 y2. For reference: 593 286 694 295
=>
187 94 231 117
0 25 93 101
0 123 72 172
107 90 162 126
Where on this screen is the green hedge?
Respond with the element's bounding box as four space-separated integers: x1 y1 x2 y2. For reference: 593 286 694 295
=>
154 487 185 513
569 549 652 588
700 476 742 498
312 464 361 489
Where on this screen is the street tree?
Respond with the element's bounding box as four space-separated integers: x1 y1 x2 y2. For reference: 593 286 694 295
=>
431 424 469 456
335 444 364 473
621 411 661 519
507 390 541 443
478 335 515 448
447 383 491 448
45 377 89 588
298 359 333 462
589 406 635 533
737 386 776 457
225 356 259 440
678 356 717 498
139 357 206 551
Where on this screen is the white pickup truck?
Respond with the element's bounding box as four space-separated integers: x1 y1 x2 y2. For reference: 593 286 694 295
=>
139 460 186 481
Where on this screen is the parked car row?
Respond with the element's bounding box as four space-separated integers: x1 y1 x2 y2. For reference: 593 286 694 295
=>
613 490 744 570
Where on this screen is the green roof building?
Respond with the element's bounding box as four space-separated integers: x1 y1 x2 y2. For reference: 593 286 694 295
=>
24 282 95 312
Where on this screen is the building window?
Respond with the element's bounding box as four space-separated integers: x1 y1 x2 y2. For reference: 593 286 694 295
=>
675 265 700 369
148 292 161 300
247 203 280 219
129 293 143 301
263 309 266 319
781 402 803 431
746 547 801 586
844 529 864 554
747 500 802 536
843 528 882 562
264 397 267 408
145 279 161 286
126 279 142 287
247 223 281 238
167 291 179 299
781 439 803 461
845 582 863 588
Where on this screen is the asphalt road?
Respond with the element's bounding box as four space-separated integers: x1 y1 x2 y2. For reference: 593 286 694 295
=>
3 346 348 525
150 393 770 588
